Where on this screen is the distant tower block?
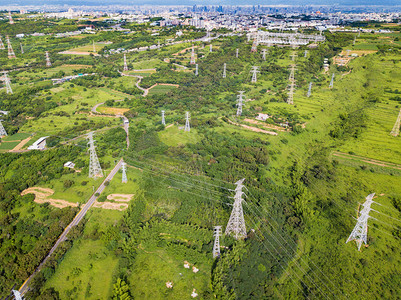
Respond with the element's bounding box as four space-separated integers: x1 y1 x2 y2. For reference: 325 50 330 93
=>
161 110 166 125
190 45 196 65
123 54 128 71
209 44 212 53
236 48 239 58
390 108 401 137
20 43 24 54
213 226 222 258
87 132 103 179
184 112 190 132
0 120 7 137
225 178 247 240
261 49 267 61
222 63 226 78
329 73 335 89
0 36 5 50
250 66 260 83
195 64 198 76
6 36 16 59
3 72 12 94
304 50 308 57
236 91 245 117
307 82 313 97
251 39 258 52
45 51 51 67
121 162 127 183
8 12 14 24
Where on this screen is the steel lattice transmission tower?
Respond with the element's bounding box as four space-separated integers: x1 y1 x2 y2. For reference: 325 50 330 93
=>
123 54 128 71
0 120 7 137
250 66 260 83
190 45 196 64
20 43 24 54
390 108 401 136
236 48 239 58
93 40 96 52
287 64 296 105
307 82 313 97
45 51 51 67
6 36 16 59
261 48 267 61
213 226 222 258
8 12 14 25
222 63 226 78
225 178 247 240
3 72 12 94
304 50 308 57
346 193 375 251
290 51 297 61
184 112 190 132
0 36 5 50
195 63 198 76
251 39 258 52
87 132 103 179
329 73 335 89
121 162 127 183
236 91 245 117
161 110 166 125
209 44 212 53
157 40 160 50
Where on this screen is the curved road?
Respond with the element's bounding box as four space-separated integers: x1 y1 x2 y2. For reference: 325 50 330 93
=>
19 158 124 296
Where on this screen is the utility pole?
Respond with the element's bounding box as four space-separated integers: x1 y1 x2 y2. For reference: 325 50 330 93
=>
250 66 260 83
184 112 190 132
390 108 401 137
0 120 7 137
225 178 247 240
195 63 198 76
123 53 128 72
261 48 267 61
329 73 335 89
210 44 212 53
121 162 127 183
20 43 24 54
346 193 375 251
222 63 226 78
304 50 308 57
45 51 51 67
251 39 258 52
3 72 12 94
8 12 14 25
190 45 196 64
6 36 16 59
87 132 103 179
161 110 166 125
287 64 296 105
236 48 239 58
236 91 245 117
0 36 5 50
307 82 313 97
213 226 222 258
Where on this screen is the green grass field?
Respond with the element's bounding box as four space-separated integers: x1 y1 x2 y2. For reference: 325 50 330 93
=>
130 59 166 70
0 141 20 151
158 125 201 147
148 85 178 96
1 132 31 141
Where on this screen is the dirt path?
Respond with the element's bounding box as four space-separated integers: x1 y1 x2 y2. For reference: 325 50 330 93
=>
21 187 79 209
227 119 278 136
166 124 174 129
10 136 33 152
59 50 100 56
172 46 198 56
244 118 287 132
333 152 401 170
107 194 134 202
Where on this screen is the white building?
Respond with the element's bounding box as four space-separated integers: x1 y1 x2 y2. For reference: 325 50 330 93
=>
28 136 49 150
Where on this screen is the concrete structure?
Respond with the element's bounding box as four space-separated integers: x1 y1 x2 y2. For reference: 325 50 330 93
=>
28 136 49 150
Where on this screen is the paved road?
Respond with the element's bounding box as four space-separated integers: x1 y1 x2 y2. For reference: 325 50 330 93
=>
19 158 124 296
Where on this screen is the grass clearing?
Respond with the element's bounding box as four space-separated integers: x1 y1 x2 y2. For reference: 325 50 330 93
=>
159 125 200 147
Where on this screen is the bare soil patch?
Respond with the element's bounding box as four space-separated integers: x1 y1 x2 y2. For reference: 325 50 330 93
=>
21 187 78 209
93 202 129 211
107 194 134 202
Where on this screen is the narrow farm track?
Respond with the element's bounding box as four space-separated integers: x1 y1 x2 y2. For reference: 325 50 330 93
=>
333 151 401 170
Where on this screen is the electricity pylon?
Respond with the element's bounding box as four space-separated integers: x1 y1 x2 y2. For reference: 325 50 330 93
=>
236 48 239 58
213 226 222 258
184 112 190 132
353 36 356 45
236 91 245 117
93 40 96 52
287 64 296 105
123 53 128 71
304 50 308 57
45 51 51 67
0 36 5 50
261 48 267 61
6 36 16 59
20 43 24 54
195 64 198 76
161 110 166 125
390 108 401 136
346 193 375 251
222 63 226 78
250 66 260 83
157 40 160 50
329 73 335 89
87 132 103 179
307 82 313 97
225 178 247 240
290 51 297 61
0 120 7 136
8 12 14 25
251 39 258 52
121 162 127 183
3 72 12 94
210 44 212 53
190 45 196 64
